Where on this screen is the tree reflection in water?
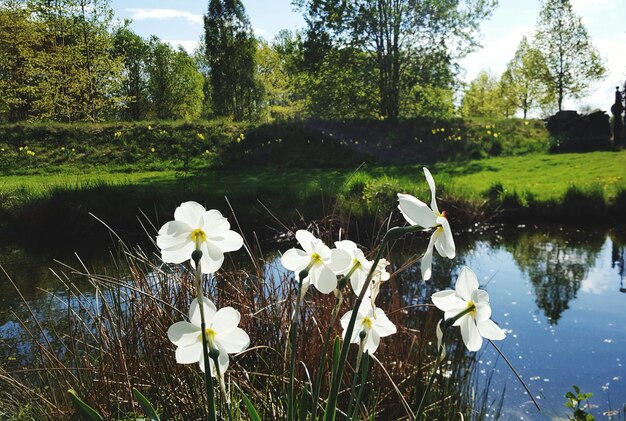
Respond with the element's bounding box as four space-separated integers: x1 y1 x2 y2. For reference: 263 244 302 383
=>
500 229 605 324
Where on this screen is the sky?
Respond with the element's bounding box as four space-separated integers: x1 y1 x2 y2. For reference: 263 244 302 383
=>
111 0 626 112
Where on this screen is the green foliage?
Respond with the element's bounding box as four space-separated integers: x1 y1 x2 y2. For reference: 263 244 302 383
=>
205 0 263 121
296 0 496 119
564 385 595 421
461 71 507 118
113 27 150 121
503 36 553 119
132 388 161 421
534 0 606 111
68 389 104 421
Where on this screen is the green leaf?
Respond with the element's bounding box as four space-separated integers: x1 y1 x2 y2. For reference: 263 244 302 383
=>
332 336 341 376
240 389 261 421
68 389 104 421
132 387 161 421
573 385 581 394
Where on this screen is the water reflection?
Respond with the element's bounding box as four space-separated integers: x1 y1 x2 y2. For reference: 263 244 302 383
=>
500 229 605 324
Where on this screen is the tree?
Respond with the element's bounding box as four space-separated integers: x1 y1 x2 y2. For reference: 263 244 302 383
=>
502 36 552 119
113 27 150 120
534 0 605 111
294 0 497 119
204 0 263 121
146 38 204 120
460 70 504 118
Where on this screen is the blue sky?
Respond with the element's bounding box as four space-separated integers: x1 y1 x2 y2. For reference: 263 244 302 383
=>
111 0 626 111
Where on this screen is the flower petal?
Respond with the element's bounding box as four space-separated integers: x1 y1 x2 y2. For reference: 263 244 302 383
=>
295 230 317 254
312 265 338 294
363 329 380 354
198 241 225 274
161 241 195 265
460 316 482 352
423 167 440 215
477 319 506 341
216 327 250 354
328 248 352 274
373 310 397 337
455 267 478 302
334 240 358 256
209 230 244 253
201 209 229 233
157 220 192 247
435 217 455 259
212 307 241 331
189 297 217 327
431 290 465 312
175 341 203 364
174 201 206 227
168 321 201 346
281 248 310 272
420 232 436 281
397 193 437 228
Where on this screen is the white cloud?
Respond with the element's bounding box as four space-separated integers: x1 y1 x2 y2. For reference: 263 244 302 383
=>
253 26 267 38
164 40 201 54
126 8 203 25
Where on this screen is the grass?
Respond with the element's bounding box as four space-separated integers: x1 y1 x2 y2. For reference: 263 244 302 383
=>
0 151 624 250
3 151 624 201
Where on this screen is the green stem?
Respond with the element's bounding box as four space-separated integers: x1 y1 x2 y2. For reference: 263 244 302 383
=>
287 266 312 421
350 352 370 421
324 225 420 421
211 351 233 421
346 332 366 419
414 304 475 421
311 290 343 420
193 251 216 421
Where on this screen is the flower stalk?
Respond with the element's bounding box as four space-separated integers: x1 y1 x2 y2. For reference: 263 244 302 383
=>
414 304 476 421
287 265 313 421
192 250 217 421
324 225 420 420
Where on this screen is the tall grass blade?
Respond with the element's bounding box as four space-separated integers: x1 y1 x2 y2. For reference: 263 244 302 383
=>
132 387 161 421
68 389 104 421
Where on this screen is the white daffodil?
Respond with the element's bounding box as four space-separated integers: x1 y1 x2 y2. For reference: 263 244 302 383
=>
397 167 455 281
334 240 373 295
156 201 244 274
167 296 250 375
431 267 505 352
280 230 351 294
340 302 397 355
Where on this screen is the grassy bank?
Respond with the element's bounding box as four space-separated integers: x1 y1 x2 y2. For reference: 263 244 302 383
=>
1 150 624 251
0 117 550 173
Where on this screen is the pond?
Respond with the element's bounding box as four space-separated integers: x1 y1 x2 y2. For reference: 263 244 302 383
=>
1 225 625 419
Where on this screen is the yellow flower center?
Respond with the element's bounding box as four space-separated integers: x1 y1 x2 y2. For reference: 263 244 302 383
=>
199 327 217 343
310 253 322 265
352 258 362 269
190 228 207 243
466 300 476 317
362 316 373 329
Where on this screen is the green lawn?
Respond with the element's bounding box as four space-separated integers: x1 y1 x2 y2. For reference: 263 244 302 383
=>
1 151 625 204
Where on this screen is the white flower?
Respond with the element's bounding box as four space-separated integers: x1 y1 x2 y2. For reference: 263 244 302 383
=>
340 303 397 355
334 240 373 294
280 230 351 294
431 267 505 352
156 201 244 274
167 297 250 375
397 167 455 281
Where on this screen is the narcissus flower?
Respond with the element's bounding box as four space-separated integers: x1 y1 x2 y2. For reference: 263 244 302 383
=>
156 201 244 274
334 240 372 295
431 267 505 352
397 167 455 280
340 303 396 354
281 230 351 294
168 297 250 375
